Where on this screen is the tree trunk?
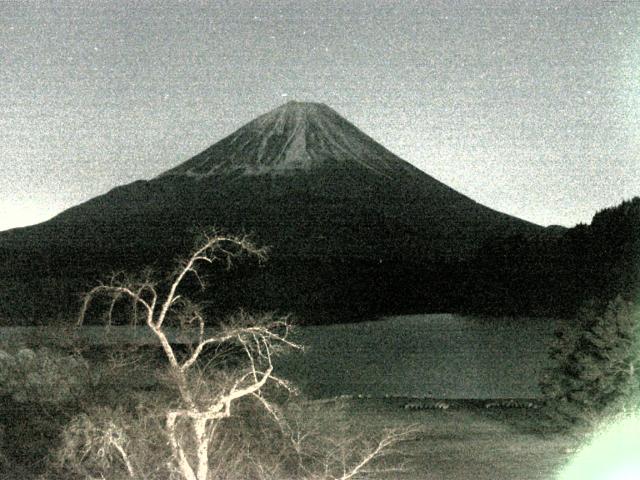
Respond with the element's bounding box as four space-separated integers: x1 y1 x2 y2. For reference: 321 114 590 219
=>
194 417 209 480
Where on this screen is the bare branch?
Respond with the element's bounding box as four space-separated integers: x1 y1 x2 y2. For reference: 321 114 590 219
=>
78 285 152 326
75 231 315 480
335 428 418 480
179 320 299 372
155 233 266 329
105 423 136 479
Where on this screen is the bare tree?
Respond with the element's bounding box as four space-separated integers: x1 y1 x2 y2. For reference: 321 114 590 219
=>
76 231 413 480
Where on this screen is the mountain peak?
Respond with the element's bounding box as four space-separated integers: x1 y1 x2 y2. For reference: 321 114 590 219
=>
279 100 330 111
265 101 334 129
160 102 420 178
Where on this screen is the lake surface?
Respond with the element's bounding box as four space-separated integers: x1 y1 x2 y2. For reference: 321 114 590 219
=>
0 314 557 399
275 314 557 399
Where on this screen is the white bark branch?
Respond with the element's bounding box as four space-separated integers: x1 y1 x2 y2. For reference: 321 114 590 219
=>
78 232 289 480
166 412 197 480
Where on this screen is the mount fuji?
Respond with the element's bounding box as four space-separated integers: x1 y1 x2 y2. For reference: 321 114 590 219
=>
0 101 543 322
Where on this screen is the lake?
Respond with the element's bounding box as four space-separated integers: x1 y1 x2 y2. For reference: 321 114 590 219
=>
275 314 557 399
0 313 557 399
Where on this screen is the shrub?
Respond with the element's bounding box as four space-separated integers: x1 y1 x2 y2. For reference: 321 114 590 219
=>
0 347 91 404
56 405 160 480
0 346 97 475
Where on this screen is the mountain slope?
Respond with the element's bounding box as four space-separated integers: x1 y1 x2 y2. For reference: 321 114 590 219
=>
6 101 536 255
0 101 543 323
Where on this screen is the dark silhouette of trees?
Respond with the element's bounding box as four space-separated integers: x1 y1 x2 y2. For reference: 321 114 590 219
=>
1 197 637 325
460 197 640 319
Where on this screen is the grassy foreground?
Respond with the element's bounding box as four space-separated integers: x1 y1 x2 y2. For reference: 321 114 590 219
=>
2 397 581 480
329 398 579 480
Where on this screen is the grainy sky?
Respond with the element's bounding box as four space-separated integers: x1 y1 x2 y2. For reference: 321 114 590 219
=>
1 0 639 231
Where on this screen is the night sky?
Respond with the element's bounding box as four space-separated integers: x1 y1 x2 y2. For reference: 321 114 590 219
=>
1 0 638 231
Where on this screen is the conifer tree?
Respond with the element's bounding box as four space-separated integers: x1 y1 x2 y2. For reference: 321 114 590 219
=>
541 296 640 429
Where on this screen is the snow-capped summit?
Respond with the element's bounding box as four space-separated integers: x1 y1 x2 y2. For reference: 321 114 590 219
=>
160 101 420 178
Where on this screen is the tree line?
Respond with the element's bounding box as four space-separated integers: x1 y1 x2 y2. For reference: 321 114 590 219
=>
0 197 637 325
459 197 639 319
